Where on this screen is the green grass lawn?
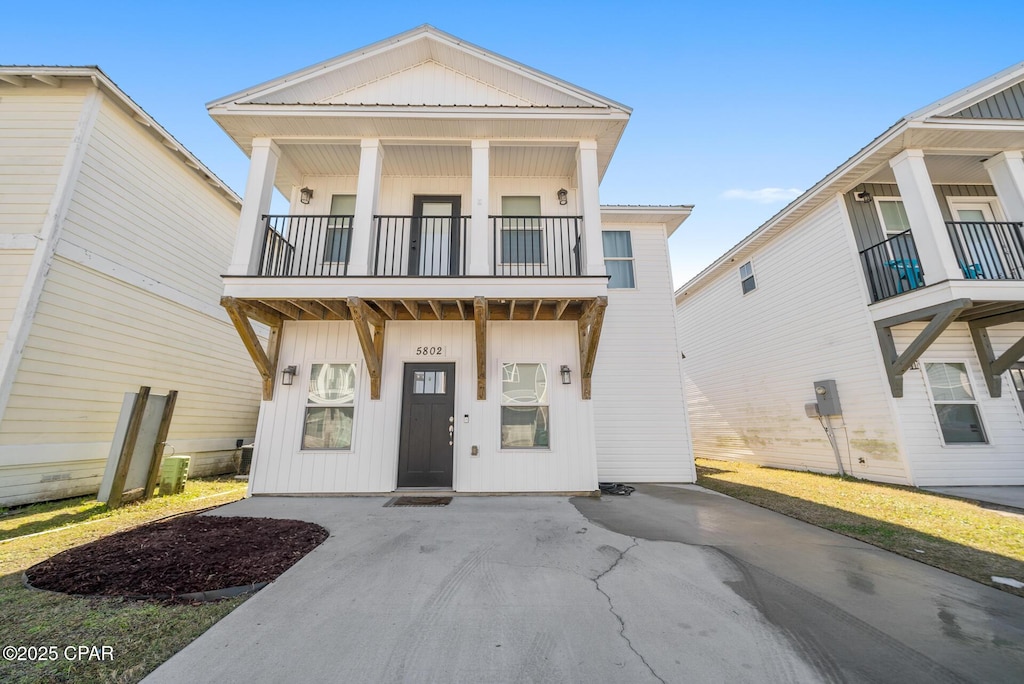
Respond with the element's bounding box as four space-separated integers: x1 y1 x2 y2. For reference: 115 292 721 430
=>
0 478 248 684
696 458 1024 597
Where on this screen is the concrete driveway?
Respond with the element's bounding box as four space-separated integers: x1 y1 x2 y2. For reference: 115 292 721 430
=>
144 486 1024 683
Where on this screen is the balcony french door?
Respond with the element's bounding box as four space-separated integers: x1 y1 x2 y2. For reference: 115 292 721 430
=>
410 196 461 276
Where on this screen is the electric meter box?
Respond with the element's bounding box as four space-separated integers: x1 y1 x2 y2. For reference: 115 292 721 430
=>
813 379 842 416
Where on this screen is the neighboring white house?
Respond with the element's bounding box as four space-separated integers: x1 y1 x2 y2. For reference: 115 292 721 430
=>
675 62 1024 486
214 25 694 495
0 66 263 506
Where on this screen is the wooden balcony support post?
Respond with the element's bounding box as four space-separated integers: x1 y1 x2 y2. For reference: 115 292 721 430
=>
874 298 971 397
969 308 1024 398
577 296 607 399
348 297 384 399
474 297 488 400
222 296 284 400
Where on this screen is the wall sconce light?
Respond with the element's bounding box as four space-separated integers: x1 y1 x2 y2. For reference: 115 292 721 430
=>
853 190 873 203
557 188 568 205
281 365 298 386
560 365 572 385
299 187 314 205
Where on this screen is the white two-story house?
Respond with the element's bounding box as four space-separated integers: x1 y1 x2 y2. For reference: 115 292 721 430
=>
213 26 694 495
676 62 1024 486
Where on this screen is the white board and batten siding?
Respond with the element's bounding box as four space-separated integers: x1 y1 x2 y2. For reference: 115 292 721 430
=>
593 221 694 482
676 198 912 483
0 83 260 506
890 322 1024 486
251 320 596 494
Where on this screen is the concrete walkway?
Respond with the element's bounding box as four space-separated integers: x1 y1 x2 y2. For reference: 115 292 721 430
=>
923 485 1024 511
144 486 1024 683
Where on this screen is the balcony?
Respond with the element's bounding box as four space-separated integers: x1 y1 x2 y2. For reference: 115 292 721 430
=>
256 214 585 278
860 230 925 302
945 221 1024 281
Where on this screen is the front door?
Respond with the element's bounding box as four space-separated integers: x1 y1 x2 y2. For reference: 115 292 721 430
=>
397 363 455 488
410 196 461 276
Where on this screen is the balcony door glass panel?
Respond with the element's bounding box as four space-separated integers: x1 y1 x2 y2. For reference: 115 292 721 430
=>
950 201 1005 278
325 194 355 263
878 200 911 236
413 196 459 276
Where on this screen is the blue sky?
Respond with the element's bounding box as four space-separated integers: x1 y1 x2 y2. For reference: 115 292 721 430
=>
8 1 1024 286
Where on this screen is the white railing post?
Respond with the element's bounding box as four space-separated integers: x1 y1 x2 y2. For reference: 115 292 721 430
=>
889 149 960 283
228 138 279 275
469 140 490 275
576 140 605 277
349 139 384 276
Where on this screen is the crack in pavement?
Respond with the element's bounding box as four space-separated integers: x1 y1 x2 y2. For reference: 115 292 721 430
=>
590 537 667 684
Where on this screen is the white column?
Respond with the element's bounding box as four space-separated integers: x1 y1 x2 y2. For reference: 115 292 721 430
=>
576 140 606 277
469 140 490 275
228 138 279 275
889 149 960 283
983 151 1024 220
348 139 384 276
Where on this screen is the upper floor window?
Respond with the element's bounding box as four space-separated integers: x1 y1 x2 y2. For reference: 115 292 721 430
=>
739 261 756 294
876 199 911 237
602 231 635 289
501 196 543 264
325 194 355 263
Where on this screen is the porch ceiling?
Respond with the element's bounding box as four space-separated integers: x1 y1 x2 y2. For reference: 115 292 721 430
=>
863 153 994 185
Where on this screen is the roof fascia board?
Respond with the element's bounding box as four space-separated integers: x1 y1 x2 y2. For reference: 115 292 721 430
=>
209 104 629 121
904 61 1024 120
1 66 240 206
208 25 630 114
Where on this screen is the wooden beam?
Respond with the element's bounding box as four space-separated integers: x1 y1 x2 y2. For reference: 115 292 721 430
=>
970 322 1000 398
349 298 383 399
876 299 970 397
555 299 571 321
31 74 61 87
219 297 283 327
400 300 420 320
260 299 304 320
289 299 328 319
532 299 543 321
474 297 487 400
108 387 150 509
372 300 398 320
992 335 1024 376
224 298 279 399
143 390 178 499
456 299 466 320
508 299 517 320
428 300 443 321
962 307 1024 327
577 297 607 400
0 74 26 87
318 300 350 320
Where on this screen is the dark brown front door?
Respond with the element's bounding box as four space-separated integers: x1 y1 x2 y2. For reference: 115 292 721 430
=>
410 195 461 276
397 363 455 488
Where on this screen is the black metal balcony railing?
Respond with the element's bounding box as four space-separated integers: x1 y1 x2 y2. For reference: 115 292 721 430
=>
946 221 1024 280
860 229 925 302
258 215 353 277
491 216 582 276
373 216 469 276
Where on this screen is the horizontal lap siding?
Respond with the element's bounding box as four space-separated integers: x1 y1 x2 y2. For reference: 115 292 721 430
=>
677 199 910 483
252 320 596 494
0 249 33 341
0 257 261 448
60 99 237 304
593 224 693 482
0 86 85 234
891 322 1024 485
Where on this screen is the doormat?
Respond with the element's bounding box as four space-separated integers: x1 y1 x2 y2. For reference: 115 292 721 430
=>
384 496 453 507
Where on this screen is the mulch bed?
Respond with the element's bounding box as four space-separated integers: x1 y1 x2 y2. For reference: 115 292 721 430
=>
24 515 328 599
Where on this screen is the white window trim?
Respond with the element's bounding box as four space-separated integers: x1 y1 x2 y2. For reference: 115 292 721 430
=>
602 230 637 290
498 360 552 451
873 196 912 238
945 196 1006 223
920 360 991 447
739 260 757 295
300 360 359 452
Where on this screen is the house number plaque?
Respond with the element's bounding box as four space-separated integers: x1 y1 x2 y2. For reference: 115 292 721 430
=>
415 346 446 356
